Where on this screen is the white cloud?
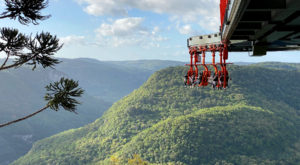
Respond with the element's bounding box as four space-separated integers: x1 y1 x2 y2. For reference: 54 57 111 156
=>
76 0 127 16
198 16 220 32
76 0 220 32
152 26 160 35
95 17 167 48
152 36 168 42
96 17 146 37
60 36 86 46
178 24 194 35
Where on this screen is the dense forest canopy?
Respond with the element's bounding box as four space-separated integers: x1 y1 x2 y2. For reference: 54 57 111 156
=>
13 63 300 165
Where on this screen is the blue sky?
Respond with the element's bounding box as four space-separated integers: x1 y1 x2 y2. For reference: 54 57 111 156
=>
1 0 300 63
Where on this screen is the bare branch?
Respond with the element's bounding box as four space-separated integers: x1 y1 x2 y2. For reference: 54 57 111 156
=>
0 14 13 19
0 105 50 128
1 53 10 68
0 52 37 70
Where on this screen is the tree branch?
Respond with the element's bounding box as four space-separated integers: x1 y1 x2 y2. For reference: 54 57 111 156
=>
0 54 35 70
1 53 10 68
0 105 50 128
0 14 13 20
0 60 25 70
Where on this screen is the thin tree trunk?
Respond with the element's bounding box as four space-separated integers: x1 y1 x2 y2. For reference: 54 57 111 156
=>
0 14 13 19
0 105 50 128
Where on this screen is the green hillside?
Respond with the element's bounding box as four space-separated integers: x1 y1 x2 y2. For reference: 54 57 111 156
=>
0 58 182 165
13 65 300 165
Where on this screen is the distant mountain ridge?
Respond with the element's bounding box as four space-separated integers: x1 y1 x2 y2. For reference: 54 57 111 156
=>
56 58 184 102
0 58 183 165
13 63 300 164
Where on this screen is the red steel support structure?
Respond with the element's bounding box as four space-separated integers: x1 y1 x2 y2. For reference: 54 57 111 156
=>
186 0 300 88
220 0 229 30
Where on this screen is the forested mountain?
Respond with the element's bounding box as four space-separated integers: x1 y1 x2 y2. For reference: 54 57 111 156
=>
0 59 182 165
107 60 184 73
14 64 300 165
56 58 184 102
252 62 300 71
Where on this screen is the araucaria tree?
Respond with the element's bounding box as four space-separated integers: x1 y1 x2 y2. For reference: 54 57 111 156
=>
0 0 84 128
